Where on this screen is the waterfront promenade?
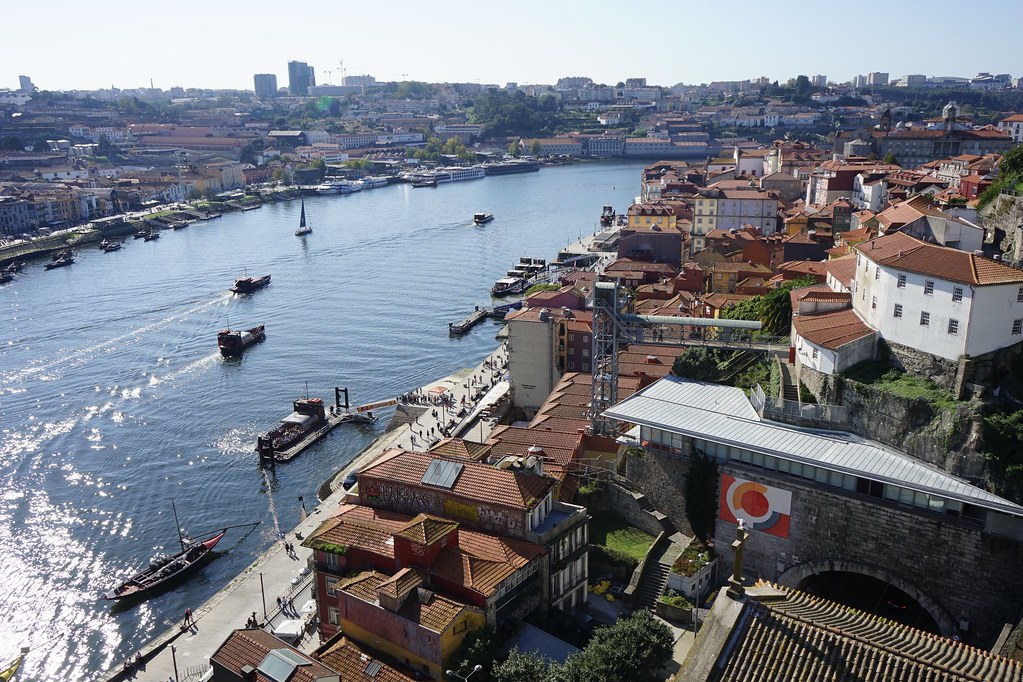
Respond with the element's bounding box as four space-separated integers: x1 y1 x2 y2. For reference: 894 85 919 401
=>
114 345 509 682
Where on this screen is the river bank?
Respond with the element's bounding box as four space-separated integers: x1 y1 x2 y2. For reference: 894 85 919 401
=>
107 345 509 681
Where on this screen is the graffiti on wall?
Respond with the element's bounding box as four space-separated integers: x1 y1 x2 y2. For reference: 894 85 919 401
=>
378 484 436 512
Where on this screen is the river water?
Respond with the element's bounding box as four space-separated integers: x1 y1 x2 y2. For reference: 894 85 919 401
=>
0 161 645 678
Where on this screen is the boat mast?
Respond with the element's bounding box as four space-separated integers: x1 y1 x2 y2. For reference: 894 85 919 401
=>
299 199 306 229
172 501 186 552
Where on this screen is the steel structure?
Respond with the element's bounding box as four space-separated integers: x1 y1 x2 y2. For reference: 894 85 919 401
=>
589 281 787 434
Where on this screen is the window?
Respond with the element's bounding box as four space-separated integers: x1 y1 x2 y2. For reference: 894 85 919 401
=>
326 576 339 596
920 311 930 326
948 319 959 335
1018 287 1023 303
812 348 818 360
1013 320 1023 335
328 607 340 626
871 295 877 309
454 620 468 634
894 304 903 318
875 267 880 281
897 274 906 288
952 286 963 302
924 280 934 296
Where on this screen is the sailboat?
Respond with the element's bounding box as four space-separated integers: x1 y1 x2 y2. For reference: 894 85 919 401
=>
295 199 312 236
0 649 27 682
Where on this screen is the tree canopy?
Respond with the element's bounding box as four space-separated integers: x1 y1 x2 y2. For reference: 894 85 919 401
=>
490 611 673 682
468 90 557 138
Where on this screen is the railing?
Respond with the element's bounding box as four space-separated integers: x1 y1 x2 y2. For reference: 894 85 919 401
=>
751 384 850 428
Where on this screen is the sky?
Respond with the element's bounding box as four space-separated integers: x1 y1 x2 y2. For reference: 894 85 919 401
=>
3 0 1021 92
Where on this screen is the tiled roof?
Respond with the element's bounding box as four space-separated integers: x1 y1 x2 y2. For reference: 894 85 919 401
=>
856 232 1023 286
342 570 471 633
793 308 874 350
376 567 423 599
211 629 335 681
315 637 418 682
717 585 1023 682
394 514 459 545
360 450 556 511
427 438 490 461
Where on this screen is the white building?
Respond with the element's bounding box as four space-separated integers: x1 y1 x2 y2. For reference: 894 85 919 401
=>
998 114 1023 143
853 232 1023 361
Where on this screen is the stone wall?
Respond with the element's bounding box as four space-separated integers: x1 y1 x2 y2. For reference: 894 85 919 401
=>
885 341 960 392
625 449 693 536
714 463 1023 646
606 483 672 537
979 193 1023 266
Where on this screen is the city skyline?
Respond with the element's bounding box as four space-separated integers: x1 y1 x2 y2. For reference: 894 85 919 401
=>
2 0 1022 93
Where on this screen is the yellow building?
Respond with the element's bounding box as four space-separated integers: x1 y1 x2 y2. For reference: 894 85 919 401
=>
627 202 678 229
337 569 486 680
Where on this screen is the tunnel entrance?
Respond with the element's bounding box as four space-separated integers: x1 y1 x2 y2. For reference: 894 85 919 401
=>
798 571 939 633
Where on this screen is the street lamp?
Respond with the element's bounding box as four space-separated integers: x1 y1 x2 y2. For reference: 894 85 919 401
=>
171 644 179 682
445 664 482 681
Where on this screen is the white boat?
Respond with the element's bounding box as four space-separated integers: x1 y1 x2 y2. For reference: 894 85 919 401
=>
360 176 389 189
295 199 312 236
437 166 486 183
315 181 342 195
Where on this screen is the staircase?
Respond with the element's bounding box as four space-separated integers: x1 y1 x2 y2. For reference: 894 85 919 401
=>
779 362 800 403
632 558 672 611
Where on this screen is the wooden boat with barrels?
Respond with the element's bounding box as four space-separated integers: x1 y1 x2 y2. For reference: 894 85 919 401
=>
102 529 226 601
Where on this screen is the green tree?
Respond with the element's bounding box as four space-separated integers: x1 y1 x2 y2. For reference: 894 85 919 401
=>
563 611 673 682
671 347 720 381
34 140 51 152
493 648 554 682
0 136 25 151
882 152 899 165
760 277 817 336
720 296 762 322
447 629 498 681
508 139 521 157
525 283 561 295
530 140 541 156
984 410 1023 490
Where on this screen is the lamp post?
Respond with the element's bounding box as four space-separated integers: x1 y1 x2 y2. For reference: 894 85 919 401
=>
259 572 267 618
171 644 179 682
445 664 482 681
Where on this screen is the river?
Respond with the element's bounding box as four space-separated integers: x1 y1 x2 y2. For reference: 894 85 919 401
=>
0 161 645 678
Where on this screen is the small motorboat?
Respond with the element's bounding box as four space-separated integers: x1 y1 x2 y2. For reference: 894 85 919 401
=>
230 274 271 294
143 230 160 241
218 324 266 357
473 212 495 225
102 241 123 252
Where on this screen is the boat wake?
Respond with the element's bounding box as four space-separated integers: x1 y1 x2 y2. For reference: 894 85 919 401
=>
260 468 283 539
1 293 233 387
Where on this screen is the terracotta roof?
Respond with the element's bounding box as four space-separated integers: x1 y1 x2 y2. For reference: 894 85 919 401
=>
778 260 829 277
377 567 424 600
703 292 756 309
360 449 556 511
715 585 1023 682
856 232 1023 285
342 570 471 633
394 514 459 545
211 629 336 681
431 530 546 597
315 637 418 682
794 307 875 350
427 438 490 461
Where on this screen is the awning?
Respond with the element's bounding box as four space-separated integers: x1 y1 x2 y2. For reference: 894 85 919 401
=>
281 412 314 427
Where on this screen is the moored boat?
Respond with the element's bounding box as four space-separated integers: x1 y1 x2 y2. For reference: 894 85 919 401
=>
217 324 266 357
143 230 160 241
45 252 75 269
102 240 123 252
102 529 226 602
230 274 271 294
491 276 528 297
473 212 495 224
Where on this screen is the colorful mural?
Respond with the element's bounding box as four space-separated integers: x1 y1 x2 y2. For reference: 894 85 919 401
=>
719 474 792 538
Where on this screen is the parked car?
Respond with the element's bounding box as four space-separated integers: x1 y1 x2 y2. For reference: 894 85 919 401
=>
342 471 358 490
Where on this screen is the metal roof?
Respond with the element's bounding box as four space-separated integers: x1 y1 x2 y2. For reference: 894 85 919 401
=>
623 314 762 330
604 376 1023 517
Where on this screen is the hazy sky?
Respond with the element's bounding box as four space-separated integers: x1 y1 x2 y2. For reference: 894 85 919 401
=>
3 0 1020 92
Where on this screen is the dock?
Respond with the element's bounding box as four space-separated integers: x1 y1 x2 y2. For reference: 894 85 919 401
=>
449 306 491 335
256 389 379 465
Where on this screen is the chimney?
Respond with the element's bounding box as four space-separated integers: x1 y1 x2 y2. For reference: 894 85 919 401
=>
526 445 545 475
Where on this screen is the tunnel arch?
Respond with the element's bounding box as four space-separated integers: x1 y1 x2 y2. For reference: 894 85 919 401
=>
777 559 955 636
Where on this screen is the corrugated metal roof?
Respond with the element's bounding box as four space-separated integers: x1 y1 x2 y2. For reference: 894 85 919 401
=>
604 376 1023 517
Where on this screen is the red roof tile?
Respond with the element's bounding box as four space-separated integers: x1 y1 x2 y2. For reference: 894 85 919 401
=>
793 308 874 350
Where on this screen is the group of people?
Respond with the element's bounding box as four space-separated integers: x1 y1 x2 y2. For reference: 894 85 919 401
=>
283 541 298 559
277 595 299 617
122 652 143 673
245 611 260 628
